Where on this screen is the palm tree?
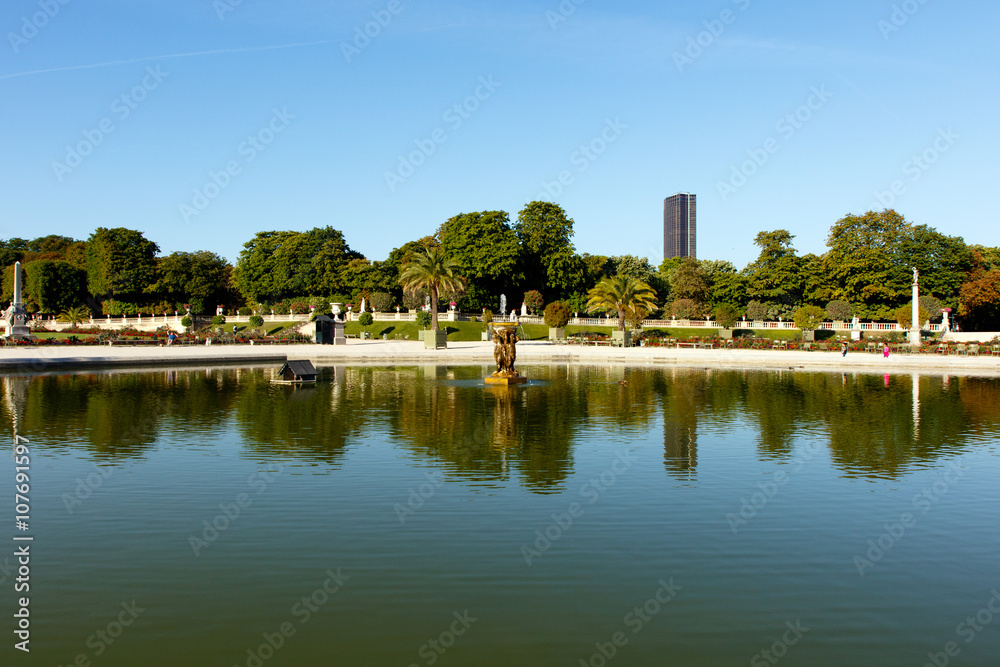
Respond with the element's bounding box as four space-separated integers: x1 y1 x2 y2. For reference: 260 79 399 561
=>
585 275 659 330
399 248 465 331
57 306 91 327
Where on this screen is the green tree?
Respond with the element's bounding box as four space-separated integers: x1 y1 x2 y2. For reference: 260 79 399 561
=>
793 305 825 331
958 254 1000 330
900 225 973 308
84 228 159 305
745 230 804 306
57 305 91 326
585 275 659 330
24 260 87 314
155 251 233 315
714 303 739 328
515 202 580 299
826 300 853 322
825 210 911 308
400 248 465 331
543 301 571 328
438 211 522 310
671 258 709 303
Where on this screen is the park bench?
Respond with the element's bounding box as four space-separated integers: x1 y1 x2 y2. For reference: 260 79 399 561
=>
992 345 1000 356
107 339 163 347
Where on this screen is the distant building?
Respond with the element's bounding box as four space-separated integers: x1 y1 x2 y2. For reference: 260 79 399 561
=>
663 193 696 259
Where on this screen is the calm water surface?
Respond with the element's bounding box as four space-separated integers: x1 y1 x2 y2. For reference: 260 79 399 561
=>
2 364 999 666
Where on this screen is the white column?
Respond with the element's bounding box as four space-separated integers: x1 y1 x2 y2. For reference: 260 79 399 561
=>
909 267 921 346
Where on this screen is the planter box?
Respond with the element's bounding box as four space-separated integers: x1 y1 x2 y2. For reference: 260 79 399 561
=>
611 330 631 347
424 329 447 349
802 330 815 341
548 327 566 341
718 328 733 339
417 329 426 341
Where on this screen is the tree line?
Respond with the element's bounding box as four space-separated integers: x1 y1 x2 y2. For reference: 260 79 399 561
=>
2 205 998 329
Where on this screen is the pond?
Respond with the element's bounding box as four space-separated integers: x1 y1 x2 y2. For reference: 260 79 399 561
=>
2 364 999 666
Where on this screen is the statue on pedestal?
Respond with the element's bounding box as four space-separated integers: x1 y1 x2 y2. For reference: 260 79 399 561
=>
2 262 32 340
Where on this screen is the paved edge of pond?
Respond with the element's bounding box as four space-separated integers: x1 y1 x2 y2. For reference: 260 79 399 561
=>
2 341 1000 376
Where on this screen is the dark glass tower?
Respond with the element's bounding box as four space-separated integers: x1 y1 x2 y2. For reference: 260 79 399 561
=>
663 193 696 259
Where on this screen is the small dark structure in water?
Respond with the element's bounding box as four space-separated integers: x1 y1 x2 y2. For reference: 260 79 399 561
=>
277 360 318 383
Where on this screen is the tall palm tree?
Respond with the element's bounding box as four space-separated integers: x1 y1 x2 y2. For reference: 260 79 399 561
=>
585 275 659 330
399 248 465 331
57 306 91 327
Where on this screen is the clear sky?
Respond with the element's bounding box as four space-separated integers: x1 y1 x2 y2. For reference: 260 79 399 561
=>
2 0 997 268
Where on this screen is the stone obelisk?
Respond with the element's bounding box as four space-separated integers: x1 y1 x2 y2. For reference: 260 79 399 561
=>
3 261 32 339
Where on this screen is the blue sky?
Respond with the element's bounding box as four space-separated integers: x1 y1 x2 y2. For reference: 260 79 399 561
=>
1 0 997 268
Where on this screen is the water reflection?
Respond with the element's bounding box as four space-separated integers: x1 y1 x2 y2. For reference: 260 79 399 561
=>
2 365 997 483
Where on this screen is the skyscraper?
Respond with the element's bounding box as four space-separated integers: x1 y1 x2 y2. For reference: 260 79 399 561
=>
663 193 696 259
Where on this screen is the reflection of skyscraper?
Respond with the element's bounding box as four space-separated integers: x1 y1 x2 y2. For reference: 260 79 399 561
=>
663 193 696 259
663 421 697 480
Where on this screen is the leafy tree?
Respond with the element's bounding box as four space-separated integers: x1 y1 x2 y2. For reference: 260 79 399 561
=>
671 258 709 303
400 247 465 331
745 230 804 306
84 228 159 306
585 275 659 330
899 225 973 308
415 310 432 329
543 301 571 328
745 300 768 321
0 238 28 268
154 251 233 315
248 315 264 329
895 305 930 329
523 290 544 315
212 314 226 326
793 305 825 331
181 315 192 329
826 300 854 322
669 299 703 319
708 271 748 309
714 303 739 328
918 295 943 321
515 202 580 298
369 292 394 313
23 260 87 314
825 210 910 307
358 312 373 336
438 211 521 310
958 257 1000 330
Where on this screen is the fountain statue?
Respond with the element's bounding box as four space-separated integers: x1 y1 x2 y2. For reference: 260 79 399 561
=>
485 324 527 385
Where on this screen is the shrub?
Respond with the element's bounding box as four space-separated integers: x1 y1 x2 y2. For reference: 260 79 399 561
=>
181 315 193 328
211 314 226 326
896 305 930 329
669 299 703 319
403 289 428 312
714 304 739 329
793 305 825 331
358 312 374 329
482 309 493 324
745 300 769 321
543 301 571 328
826 300 853 322
273 303 290 315
523 290 544 315
290 302 310 315
237 307 253 316
248 315 264 328
919 296 943 321
369 292 394 313
415 311 432 329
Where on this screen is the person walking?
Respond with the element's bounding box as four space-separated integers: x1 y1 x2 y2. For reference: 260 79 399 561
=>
841 341 848 357
883 343 890 358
